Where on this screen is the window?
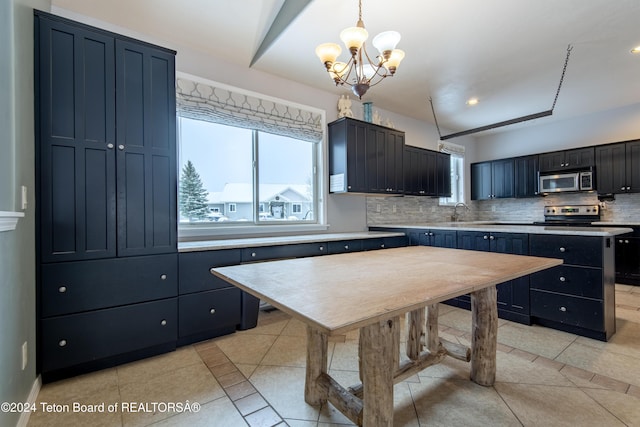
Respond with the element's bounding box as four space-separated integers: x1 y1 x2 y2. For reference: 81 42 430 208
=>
439 142 466 205
178 118 319 227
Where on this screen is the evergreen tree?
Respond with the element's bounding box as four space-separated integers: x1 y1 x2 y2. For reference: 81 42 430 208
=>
179 160 210 221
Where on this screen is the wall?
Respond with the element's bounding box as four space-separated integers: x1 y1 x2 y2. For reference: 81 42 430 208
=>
1 1 50 426
473 102 640 162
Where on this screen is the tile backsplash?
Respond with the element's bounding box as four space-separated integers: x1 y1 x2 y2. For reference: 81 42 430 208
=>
367 192 640 225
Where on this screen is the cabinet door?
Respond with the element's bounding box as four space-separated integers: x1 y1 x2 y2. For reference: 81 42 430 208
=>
403 148 419 195
436 152 452 197
491 159 514 198
37 16 117 262
115 40 177 256
539 151 565 172
346 120 368 192
470 162 492 200
595 143 625 194
514 155 539 198
626 140 640 193
457 231 490 251
565 147 594 169
366 127 386 192
431 230 457 248
386 130 404 194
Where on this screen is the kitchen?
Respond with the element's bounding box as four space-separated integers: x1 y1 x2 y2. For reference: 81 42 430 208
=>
2 1 640 426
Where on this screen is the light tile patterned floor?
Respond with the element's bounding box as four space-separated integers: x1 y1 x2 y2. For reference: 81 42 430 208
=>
27 284 640 426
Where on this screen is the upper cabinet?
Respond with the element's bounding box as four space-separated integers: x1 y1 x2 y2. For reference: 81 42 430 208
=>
404 146 451 197
329 118 404 195
514 155 539 198
595 140 640 194
36 12 177 262
539 147 594 172
471 159 514 200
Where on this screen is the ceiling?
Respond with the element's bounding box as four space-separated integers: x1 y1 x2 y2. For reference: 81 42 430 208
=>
52 0 640 136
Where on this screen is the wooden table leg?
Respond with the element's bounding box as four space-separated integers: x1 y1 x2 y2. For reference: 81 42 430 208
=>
426 304 439 353
305 326 328 405
360 318 397 427
407 308 425 360
470 286 498 386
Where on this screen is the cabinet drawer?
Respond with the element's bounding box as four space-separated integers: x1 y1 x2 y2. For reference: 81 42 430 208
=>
42 298 177 372
529 234 602 267
179 249 241 294
328 240 364 254
41 254 178 317
178 288 241 338
241 242 327 262
530 290 603 331
362 236 408 250
530 265 602 299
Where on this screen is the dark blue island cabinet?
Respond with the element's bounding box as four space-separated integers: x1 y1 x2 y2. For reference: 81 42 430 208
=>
529 234 616 341
35 10 178 382
449 231 531 324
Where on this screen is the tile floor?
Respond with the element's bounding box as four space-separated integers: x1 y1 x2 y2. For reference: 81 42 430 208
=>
27 284 640 427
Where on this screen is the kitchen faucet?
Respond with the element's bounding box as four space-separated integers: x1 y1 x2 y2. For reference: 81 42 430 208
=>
451 202 470 222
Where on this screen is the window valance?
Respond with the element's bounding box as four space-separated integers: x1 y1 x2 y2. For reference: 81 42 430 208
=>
176 77 323 143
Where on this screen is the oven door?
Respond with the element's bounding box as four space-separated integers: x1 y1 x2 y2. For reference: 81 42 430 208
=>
539 172 579 193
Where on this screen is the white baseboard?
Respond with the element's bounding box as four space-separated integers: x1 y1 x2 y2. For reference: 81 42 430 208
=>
16 375 41 427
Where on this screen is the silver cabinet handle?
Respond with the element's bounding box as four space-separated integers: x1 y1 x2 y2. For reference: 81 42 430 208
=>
381 244 385 248
58 339 67 347
483 235 489 240
559 247 566 253
160 274 167 280
559 276 566 282
210 308 216 315
621 186 626 191
319 246 324 251
559 306 567 312
489 235 495 240
160 320 167 326
107 143 114 149
118 144 125 150
251 252 256 257
344 245 349 250
625 240 629 244
627 187 631 190
58 286 67 293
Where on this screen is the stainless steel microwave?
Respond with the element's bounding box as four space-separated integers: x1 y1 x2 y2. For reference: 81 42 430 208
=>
539 171 594 193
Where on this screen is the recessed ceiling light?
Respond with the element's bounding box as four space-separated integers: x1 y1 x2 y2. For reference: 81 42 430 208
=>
466 98 479 106
632 46 640 54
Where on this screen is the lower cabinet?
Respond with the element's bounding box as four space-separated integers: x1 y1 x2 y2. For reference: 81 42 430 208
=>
614 228 640 285
42 298 177 377
178 288 241 344
448 231 531 324
529 234 615 341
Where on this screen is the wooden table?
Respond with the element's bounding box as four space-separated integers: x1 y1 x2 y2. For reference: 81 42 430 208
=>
211 246 562 426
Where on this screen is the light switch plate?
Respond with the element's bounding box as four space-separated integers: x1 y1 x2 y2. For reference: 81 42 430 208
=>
21 186 27 210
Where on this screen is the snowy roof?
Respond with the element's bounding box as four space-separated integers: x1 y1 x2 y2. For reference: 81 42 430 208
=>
208 183 311 204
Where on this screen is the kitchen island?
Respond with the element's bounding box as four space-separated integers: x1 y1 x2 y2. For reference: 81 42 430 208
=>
370 222 632 341
211 246 562 426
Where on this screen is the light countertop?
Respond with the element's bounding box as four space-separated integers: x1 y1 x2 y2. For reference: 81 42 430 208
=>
178 231 406 252
370 222 633 237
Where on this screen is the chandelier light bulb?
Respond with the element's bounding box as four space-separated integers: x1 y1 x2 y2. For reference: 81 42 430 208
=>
384 49 405 74
340 26 368 54
315 43 342 69
372 31 401 58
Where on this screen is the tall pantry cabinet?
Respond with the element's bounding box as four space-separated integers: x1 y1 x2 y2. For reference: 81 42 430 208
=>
34 11 177 381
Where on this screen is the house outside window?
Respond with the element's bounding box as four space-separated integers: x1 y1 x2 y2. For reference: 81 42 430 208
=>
439 141 466 206
176 74 325 237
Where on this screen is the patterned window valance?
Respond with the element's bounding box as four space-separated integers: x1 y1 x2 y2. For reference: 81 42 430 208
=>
438 141 466 156
176 77 323 143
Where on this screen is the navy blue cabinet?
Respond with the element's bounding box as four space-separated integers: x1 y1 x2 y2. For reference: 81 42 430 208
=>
407 229 457 248
35 11 177 381
529 234 615 341
450 231 530 324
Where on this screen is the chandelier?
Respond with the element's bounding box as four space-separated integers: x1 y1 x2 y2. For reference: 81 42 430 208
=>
315 0 405 99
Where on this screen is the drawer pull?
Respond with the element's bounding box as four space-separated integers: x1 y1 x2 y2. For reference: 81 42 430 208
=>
483 235 489 240
344 245 349 250
58 339 67 347
559 247 566 253
559 306 567 312
160 274 167 280
319 246 324 251
58 286 67 293
160 320 167 326
251 252 256 257
380 244 385 248
210 308 216 315
559 276 566 282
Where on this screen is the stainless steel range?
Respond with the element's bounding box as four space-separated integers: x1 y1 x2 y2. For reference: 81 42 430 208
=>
534 204 601 226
